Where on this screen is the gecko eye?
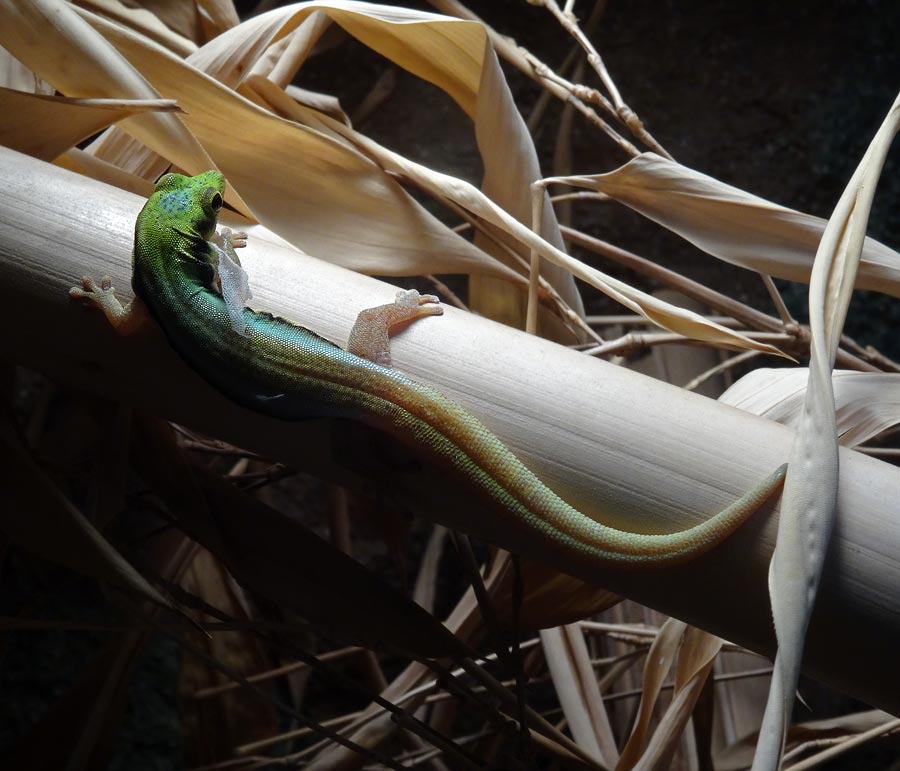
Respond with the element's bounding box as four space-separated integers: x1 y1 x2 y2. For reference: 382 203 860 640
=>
210 192 223 211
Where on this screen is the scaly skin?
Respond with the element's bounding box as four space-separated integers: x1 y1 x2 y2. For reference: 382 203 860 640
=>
78 171 786 570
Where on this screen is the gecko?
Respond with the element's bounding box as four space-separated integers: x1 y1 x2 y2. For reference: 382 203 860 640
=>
70 170 786 571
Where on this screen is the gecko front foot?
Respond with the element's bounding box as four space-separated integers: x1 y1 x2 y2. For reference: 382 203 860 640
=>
211 227 249 252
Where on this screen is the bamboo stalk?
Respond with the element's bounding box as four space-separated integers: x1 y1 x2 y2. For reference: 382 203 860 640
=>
2 148 899 713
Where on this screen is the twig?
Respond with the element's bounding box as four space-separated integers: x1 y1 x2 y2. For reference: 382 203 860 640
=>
683 349 762 393
426 0 639 156
760 272 796 325
582 331 794 360
527 0 673 158
781 717 900 771
560 225 887 371
426 275 470 311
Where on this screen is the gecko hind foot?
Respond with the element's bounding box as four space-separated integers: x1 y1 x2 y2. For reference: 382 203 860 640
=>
348 290 443 367
395 289 443 316
69 275 130 328
70 274 111 295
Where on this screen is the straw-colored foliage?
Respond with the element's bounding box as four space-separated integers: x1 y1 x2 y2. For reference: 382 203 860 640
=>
1 1 898 769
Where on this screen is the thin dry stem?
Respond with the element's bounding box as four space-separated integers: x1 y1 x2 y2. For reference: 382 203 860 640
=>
683 349 762 393
193 646 364 700
527 0 673 158
583 331 794 360
588 313 739 328
781 718 900 771
427 0 640 156
561 226 890 371
528 182 545 334
761 272 797 325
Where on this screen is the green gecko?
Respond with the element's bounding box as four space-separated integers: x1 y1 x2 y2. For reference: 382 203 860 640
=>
71 171 786 571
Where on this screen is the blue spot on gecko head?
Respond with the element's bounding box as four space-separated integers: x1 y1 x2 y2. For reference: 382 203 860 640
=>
159 189 191 214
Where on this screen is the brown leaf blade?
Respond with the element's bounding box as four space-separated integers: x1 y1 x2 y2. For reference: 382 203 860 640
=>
542 624 618 767
721 368 900 448
754 90 900 771
179 548 279 767
0 87 179 161
616 618 686 770
80 8 515 280
584 153 900 297
0 0 222 181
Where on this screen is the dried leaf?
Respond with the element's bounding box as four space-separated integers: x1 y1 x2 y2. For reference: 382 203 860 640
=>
55 146 156 196
491 556 622 631
721 368 900 448
0 87 180 162
0 0 228 188
616 618 686 770
125 0 206 42
672 626 722 691
542 624 618 767
77 0 199 56
179 548 278 766
78 6 518 280
266 90 783 354
0 44 51 92
12 1 771 349
717 710 895 771
753 91 900 771
630 656 716 771
582 153 900 298
196 0 241 39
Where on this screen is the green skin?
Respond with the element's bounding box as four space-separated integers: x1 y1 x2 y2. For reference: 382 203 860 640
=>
84 171 786 571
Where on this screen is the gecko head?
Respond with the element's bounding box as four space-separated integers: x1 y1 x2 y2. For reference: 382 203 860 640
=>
149 170 227 240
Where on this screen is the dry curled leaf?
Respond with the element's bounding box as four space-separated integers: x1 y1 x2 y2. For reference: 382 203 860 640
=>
753 90 900 771
721 368 900 448
581 153 900 298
